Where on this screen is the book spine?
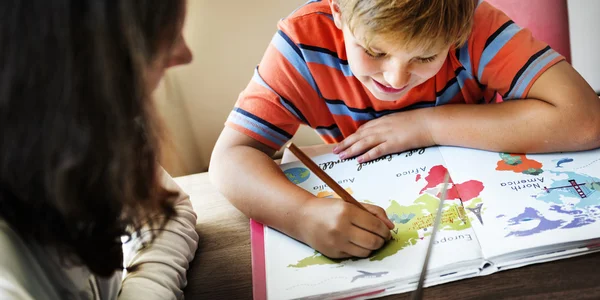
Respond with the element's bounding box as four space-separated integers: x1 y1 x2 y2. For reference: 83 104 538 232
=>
250 219 267 300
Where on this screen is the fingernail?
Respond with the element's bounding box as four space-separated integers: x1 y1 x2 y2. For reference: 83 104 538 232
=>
357 156 363 163
339 152 346 159
333 146 339 153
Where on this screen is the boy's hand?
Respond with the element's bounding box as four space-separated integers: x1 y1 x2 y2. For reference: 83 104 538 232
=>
299 197 394 259
333 109 434 163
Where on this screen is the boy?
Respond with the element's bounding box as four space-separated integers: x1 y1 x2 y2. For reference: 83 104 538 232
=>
210 0 600 259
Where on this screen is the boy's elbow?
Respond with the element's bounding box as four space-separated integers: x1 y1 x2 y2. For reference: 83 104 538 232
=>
208 149 227 189
574 102 600 150
207 163 218 186
208 134 230 186
579 120 600 150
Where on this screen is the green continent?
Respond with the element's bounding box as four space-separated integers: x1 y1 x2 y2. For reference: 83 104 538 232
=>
300 169 310 178
522 168 543 175
288 194 472 268
500 153 522 165
371 194 470 261
287 251 340 268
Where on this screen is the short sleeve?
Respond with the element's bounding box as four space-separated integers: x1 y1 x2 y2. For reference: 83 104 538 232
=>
462 1 565 100
225 18 323 150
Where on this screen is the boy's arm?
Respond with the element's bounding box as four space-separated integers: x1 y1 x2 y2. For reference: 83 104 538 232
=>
335 61 600 162
334 1 600 161
209 127 312 240
428 61 600 152
209 127 393 258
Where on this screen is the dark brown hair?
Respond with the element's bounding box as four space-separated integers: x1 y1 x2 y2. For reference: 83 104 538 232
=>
0 0 185 276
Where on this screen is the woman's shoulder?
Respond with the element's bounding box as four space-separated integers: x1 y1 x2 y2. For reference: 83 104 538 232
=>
0 219 105 299
0 219 29 267
0 219 43 299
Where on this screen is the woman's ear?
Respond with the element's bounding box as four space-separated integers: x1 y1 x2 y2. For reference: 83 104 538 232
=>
329 0 343 29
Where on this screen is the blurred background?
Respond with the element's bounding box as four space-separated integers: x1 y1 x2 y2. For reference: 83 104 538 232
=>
155 0 600 177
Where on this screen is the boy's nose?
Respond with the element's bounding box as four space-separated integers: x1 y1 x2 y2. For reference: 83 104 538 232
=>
383 67 410 89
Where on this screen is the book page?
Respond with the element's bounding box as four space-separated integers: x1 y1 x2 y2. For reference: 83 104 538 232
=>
265 147 483 299
439 146 600 259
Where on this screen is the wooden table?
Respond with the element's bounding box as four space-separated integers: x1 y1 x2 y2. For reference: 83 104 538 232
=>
177 145 600 299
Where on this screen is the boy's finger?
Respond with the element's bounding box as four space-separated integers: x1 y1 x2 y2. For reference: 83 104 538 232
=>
359 143 392 164
351 209 392 240
363 204 395 229
334 134 358 154
341 136 380 160
377 214 395 230
344 240 374 258
348 226 386 251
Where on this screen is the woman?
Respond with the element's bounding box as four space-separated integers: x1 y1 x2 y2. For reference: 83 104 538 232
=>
0 0 197 299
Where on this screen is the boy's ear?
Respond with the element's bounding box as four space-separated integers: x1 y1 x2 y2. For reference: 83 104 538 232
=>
329 0 343 29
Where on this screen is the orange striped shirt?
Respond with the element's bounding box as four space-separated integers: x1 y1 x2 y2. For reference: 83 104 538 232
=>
226 0 564 150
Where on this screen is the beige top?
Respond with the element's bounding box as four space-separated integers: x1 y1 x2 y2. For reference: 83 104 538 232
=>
0 169 199 300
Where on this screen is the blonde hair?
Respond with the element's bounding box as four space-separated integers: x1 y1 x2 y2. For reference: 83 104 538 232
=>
337 0 477 52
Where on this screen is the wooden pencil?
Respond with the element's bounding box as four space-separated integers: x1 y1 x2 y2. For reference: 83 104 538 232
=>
286 143 369 212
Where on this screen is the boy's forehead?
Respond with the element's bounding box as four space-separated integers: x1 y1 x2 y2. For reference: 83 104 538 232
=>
354 26 447 55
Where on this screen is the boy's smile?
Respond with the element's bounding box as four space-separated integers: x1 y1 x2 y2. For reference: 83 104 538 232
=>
371 78 409 95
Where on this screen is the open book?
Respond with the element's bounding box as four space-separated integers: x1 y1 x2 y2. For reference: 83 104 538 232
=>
251 146 600 299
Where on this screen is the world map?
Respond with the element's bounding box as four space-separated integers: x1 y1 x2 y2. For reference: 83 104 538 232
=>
287 165 485 268
495 154 600 237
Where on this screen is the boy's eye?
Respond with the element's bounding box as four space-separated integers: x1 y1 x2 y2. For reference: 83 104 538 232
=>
363 48 386 58
416 55 437 63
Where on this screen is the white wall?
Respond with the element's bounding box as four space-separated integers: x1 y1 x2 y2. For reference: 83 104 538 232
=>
155 0 320 176
568 0 600 92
